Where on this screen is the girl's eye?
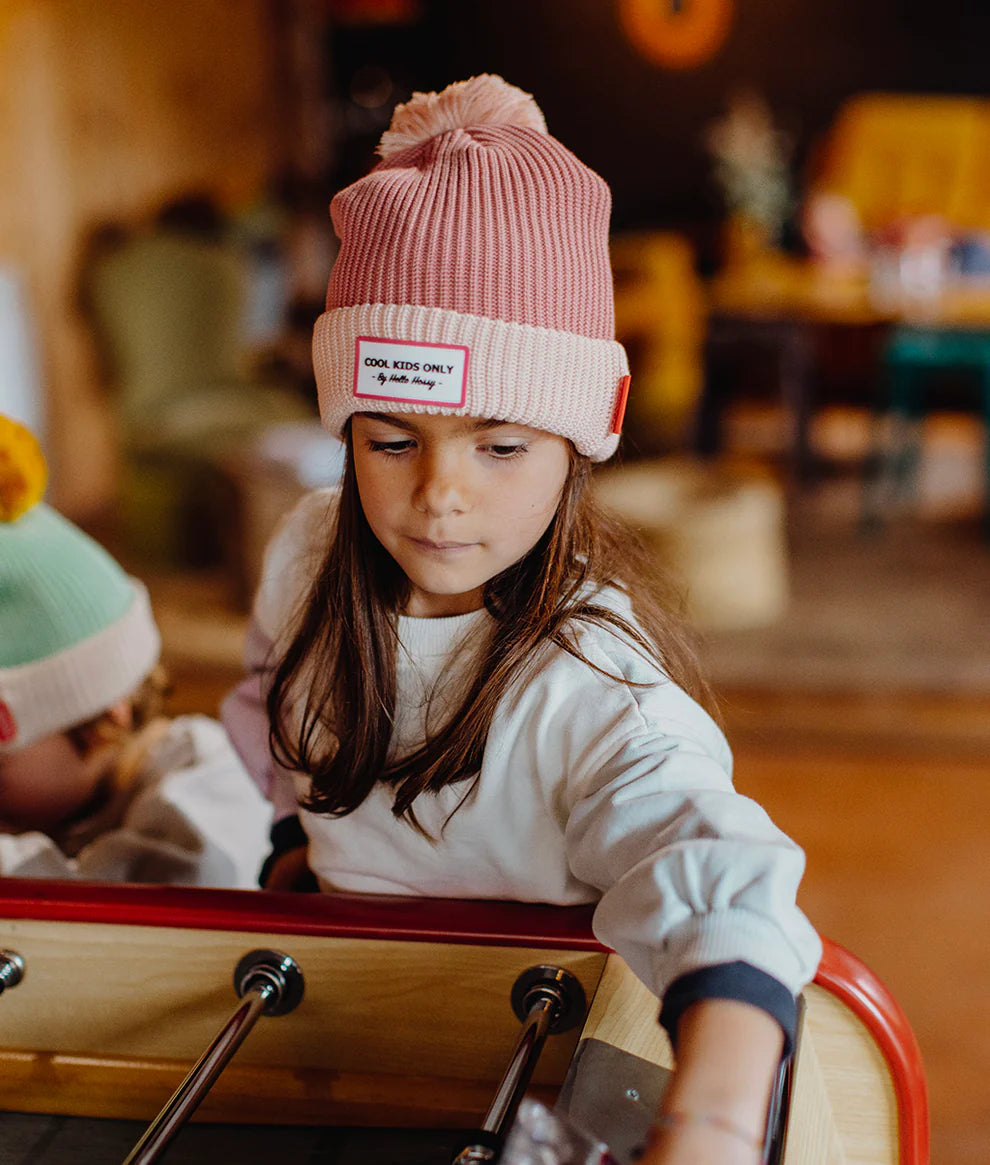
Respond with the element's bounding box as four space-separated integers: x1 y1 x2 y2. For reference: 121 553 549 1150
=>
368 439 415 455
484 442 528 460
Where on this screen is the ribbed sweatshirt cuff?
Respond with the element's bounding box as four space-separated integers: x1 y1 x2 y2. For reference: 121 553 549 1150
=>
259 814 308 887
658 962 799 1058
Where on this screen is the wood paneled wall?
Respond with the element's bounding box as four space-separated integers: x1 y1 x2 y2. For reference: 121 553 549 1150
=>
0 0 282 516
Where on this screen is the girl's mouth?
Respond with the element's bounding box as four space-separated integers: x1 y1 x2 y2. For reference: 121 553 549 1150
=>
408 537 478 554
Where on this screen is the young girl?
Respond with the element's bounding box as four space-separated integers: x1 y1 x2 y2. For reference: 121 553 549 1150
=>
223 75 822 1164
0 414 271 885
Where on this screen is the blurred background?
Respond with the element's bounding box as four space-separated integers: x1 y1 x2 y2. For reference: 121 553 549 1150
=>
1 1 989 1161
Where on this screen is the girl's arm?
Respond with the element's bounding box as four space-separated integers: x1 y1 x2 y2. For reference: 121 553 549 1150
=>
551 640 820 1022
221 619 308 886
641 997 783 1164
222 489 338 886
73 715 273 889
0 830 77 877
527 631 819 1157
220 619 301 824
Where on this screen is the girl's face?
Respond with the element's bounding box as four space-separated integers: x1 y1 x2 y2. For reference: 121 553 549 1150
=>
352 412 571 617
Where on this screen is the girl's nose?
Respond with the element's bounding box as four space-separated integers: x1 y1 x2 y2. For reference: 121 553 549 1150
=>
414 452 470 517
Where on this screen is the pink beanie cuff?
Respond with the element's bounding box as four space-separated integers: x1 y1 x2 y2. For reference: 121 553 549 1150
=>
314 303 628 461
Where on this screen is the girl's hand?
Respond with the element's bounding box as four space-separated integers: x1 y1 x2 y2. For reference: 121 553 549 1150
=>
638 1120 763 1165
637 996 782 1165
263 846 310 891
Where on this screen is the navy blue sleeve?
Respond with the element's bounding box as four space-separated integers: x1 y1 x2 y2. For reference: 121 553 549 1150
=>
658 962 799 1058
258 814 309 887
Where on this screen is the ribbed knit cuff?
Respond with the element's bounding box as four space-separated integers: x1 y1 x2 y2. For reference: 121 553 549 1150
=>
313 303 628 461
0 582 161 753
658 962 799 1058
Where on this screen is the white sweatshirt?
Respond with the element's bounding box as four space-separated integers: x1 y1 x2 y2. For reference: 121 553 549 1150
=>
0 715 272 888
225 490 822 1031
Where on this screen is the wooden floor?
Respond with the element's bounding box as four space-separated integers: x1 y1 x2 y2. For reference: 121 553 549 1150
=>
721 686 990 1165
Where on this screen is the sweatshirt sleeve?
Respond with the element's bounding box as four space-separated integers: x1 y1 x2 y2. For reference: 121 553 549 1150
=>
0 831 77 878
220 488 338 827
74 716 273 889
220 620 300 825
553 629 822 1048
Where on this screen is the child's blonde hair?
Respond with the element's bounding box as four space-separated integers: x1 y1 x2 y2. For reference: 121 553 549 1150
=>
66 664 171 757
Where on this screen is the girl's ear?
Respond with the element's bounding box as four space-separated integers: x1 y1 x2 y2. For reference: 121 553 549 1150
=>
71 699 134 757
104 699 134 731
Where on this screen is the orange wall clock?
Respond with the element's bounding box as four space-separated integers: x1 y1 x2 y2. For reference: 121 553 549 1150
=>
618 0 735 69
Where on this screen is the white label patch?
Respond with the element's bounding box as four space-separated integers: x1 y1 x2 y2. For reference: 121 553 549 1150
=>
353 336 469 408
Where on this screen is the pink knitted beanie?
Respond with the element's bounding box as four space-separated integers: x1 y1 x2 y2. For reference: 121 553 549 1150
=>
313 74 630 461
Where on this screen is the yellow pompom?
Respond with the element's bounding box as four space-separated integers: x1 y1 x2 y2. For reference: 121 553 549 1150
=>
0 414 47 522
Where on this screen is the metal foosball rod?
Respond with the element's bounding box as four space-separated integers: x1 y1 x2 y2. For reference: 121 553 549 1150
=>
453 965 586 1165
122 949 304 1165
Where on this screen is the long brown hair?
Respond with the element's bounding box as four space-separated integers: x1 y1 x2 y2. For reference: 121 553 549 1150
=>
267 430 713 828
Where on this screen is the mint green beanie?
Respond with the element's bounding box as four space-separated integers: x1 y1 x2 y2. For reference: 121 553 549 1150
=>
0 499 161 753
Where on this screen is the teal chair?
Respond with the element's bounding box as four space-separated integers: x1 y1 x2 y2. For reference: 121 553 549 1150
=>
863 325 990 534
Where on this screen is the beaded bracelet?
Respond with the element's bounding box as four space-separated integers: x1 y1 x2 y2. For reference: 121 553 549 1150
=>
653 1110 765 1153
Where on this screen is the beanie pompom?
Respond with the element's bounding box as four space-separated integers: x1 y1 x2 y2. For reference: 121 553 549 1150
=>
377 73 547 159
0 414 47 523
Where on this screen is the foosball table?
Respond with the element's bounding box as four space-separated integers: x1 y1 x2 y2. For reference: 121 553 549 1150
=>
0 879 927 1163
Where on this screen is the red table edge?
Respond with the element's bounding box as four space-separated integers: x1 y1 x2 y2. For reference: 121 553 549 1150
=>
0 882 929 1161
815 937 930 1165
0 878 605 949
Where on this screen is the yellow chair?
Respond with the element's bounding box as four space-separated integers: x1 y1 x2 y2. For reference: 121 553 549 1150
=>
612 231 706 449
808 94 990 530
811 92 990 231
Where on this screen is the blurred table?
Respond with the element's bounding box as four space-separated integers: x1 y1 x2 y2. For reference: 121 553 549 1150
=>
696 254 990 482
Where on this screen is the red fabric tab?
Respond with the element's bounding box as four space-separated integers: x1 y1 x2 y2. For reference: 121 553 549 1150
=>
611 374 632 435
0 701 17 744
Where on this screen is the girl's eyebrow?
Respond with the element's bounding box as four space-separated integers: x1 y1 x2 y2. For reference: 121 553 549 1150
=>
356 412 514 433
357 412 418 430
